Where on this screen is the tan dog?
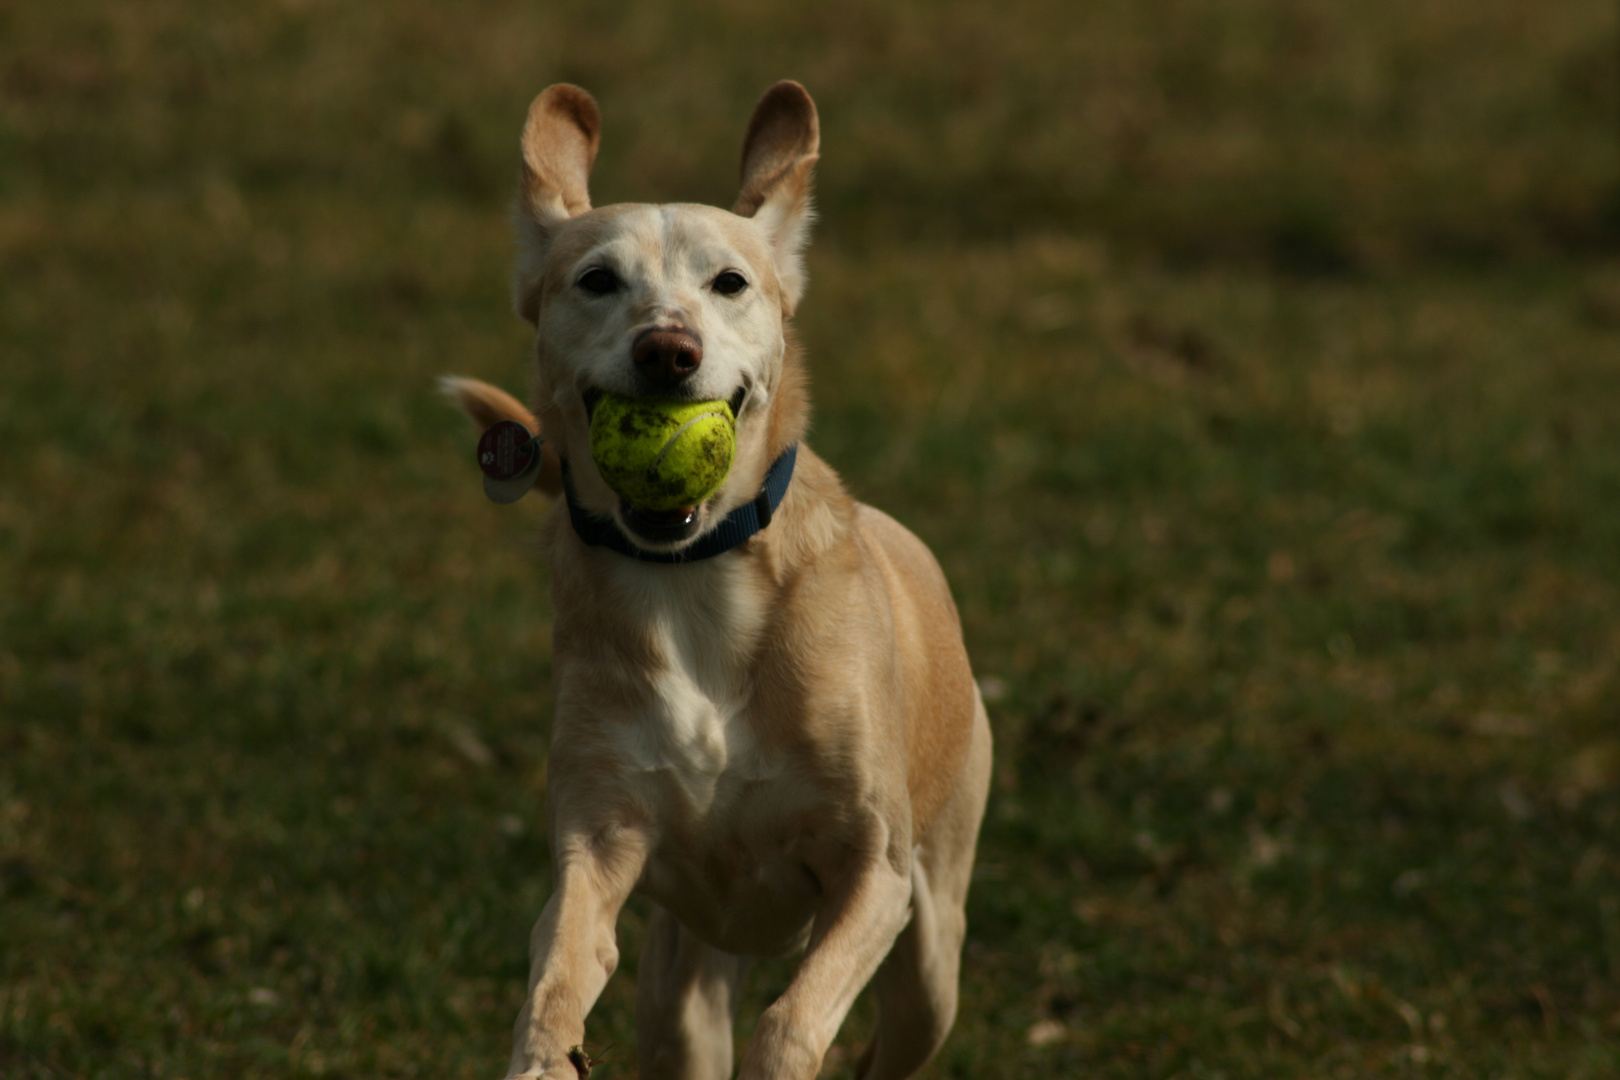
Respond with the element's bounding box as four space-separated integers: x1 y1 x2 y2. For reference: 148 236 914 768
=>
444 81 991 1080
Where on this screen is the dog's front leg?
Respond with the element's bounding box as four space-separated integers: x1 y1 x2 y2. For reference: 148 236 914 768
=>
505 827 649 1080
738 837 915 1080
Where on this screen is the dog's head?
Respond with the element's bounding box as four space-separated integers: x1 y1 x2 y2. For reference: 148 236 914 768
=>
512 82 818 552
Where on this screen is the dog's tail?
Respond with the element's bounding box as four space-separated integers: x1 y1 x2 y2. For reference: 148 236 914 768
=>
438 375 540 433
438 376 562 498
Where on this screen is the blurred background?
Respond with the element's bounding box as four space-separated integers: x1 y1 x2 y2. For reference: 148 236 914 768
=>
2 1 1618 1076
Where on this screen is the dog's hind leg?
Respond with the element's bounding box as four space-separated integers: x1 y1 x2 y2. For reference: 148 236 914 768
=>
636 904 750 1080
857 697 992 1080
851 859 962 1080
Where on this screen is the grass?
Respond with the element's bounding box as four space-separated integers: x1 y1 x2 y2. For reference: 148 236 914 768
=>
3 0 1619 1077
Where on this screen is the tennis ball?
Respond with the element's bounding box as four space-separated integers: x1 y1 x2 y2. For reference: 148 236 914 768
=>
589 393 736 511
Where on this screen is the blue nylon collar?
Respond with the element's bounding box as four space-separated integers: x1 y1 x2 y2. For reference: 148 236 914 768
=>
563 444 798 564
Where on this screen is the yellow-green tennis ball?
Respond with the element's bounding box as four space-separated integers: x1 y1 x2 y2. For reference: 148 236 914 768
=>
589 394 736 511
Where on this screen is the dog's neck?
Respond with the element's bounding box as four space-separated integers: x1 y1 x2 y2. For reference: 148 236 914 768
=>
546 442 854 613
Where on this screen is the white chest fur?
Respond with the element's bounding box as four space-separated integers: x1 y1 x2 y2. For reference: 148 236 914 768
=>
606 555 776 815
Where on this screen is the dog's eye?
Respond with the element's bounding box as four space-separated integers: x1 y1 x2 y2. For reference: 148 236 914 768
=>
712 271 748 297
577 268 620 296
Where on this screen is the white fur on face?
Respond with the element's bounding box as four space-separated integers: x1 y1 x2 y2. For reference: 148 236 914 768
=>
538 205 787 415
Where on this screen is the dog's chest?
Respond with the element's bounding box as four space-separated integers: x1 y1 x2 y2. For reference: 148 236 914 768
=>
588 558 829 951
608 559 777 812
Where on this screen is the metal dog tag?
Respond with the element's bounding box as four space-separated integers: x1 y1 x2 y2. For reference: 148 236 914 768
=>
477 419 543 504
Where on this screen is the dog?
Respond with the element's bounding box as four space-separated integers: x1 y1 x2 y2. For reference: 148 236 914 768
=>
443 81 992 1080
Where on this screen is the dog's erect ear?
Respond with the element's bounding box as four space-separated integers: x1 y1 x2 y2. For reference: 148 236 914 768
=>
734 81 819 314
514 85 600 322
520 84 600 226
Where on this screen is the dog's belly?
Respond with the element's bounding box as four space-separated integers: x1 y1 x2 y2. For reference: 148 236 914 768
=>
640 822 822 956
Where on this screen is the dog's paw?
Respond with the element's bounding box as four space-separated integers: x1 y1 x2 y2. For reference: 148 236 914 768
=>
501 1048 595 1080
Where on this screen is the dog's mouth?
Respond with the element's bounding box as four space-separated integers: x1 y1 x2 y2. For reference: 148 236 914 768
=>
619 502 703 544
581 386 605 421
580 383 751 549
582 384 749 422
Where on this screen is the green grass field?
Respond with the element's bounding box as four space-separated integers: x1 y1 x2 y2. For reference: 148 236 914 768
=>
3 1 1619 1076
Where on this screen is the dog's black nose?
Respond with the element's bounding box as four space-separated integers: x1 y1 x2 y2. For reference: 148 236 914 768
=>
633 328 703 386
